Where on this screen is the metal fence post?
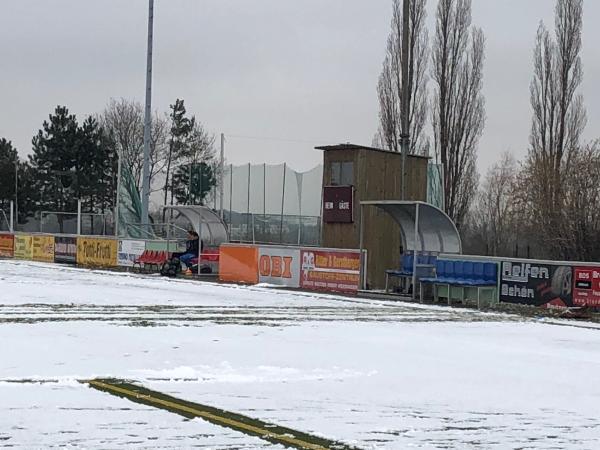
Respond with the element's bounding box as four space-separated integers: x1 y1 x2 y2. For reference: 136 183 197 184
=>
246 163 251 241
412 202 420 301
9 200 14 233
229 163 233 235
279 163 286 244
77 200 82 236
219 133 225 219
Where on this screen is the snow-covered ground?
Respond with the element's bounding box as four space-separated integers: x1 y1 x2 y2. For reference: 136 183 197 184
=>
1 260 600 449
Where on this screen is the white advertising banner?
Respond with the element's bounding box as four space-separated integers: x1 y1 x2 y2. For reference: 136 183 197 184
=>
118 240 146 267
258 246 301 287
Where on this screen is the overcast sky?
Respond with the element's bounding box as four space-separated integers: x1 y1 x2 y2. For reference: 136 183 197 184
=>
1 0 600 174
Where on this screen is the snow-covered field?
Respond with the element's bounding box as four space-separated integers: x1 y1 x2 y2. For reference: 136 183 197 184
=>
1 260 600 449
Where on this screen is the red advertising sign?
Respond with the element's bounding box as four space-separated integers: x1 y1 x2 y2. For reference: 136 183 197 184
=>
573 267 600 307
300 249 361 293
323 186 353 223
0 234 14 257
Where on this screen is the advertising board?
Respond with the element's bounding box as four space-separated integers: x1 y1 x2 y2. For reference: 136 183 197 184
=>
54 236 77 264
32 235 55 262
300 249 361 293
499 260 573 308
76 238 118 267
118 240 146 267
219 245 258 284
0 234 14 257
322 186 353 223
573 266 600 307
258 246 300 287
14 235 33 260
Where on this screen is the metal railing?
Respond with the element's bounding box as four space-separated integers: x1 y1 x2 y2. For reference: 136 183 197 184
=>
225 212 322 247
122 222 190 240
40 211 113 236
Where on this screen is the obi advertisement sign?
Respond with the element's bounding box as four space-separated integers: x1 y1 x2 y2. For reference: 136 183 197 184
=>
258 247 300 287
499 260 573 308
300 249 361 293
14 235 33 260
573 267 600 307
77 238 118 267
118 240 146 267
32 235 55 262
323 186 353 223
0 234 14 257
54 236 77 263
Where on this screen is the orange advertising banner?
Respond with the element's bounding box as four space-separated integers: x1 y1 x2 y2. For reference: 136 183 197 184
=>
219 245 259 284
0 234 14 257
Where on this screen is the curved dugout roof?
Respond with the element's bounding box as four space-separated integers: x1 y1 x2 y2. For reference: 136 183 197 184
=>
360 201 462 254
162 206 229 245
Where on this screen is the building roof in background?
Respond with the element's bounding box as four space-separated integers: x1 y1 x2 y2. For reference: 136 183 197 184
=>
314 143 430 160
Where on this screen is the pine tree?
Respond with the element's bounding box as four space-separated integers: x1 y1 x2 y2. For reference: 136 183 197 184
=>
0 138 18 213
172 162 215 205
163 99 194 219
29 106 117 232
30 106 80 218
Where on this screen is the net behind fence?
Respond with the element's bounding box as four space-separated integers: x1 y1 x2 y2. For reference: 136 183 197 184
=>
0 209 10 232
220 163 323 246
225 212 321 246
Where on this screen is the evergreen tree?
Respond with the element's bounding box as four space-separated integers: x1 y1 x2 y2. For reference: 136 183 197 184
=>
30 106 80 216
163 99 194 219
170 121 217 206
0 138 18 213
172 162 215 205
29 106 117 232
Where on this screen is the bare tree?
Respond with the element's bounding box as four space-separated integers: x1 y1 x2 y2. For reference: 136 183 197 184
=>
100 98 168 194
431 0 485 229
522 0 586 258
470 152 518 256
375 0 429 155
562 142 600 260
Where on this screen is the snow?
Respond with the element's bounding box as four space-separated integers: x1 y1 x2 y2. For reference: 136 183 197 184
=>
1 259 600 448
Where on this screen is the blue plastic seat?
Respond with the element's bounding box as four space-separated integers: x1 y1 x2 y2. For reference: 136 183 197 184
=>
459 261 474 285
401 254 411 271
483 263 497 285
470 262 485 284
448 260 464 283
436 260 455 283
436 259 446 278
404 255 414 274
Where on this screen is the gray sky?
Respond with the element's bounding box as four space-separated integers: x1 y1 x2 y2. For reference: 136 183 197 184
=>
1 0 600 174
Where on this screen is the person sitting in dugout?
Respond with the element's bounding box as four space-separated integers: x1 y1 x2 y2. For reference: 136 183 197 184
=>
173 230 201 269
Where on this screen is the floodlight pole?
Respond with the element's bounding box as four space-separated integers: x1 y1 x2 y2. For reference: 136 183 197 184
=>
400 0 410 200
14 160 18 230
141 0 155 230
219 133 225 219
115 149 122 237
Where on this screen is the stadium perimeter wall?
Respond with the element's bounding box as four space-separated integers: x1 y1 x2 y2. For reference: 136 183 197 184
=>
0 233 365 296
3 231 599 307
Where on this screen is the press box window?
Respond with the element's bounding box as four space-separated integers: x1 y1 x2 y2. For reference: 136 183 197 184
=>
331 161 353 186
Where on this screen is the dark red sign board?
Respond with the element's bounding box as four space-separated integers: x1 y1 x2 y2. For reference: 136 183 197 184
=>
323 185 353 223
300 249 361 294
573 267 600 307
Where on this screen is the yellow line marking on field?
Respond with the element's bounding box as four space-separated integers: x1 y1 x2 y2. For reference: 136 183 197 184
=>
87 379 330 450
